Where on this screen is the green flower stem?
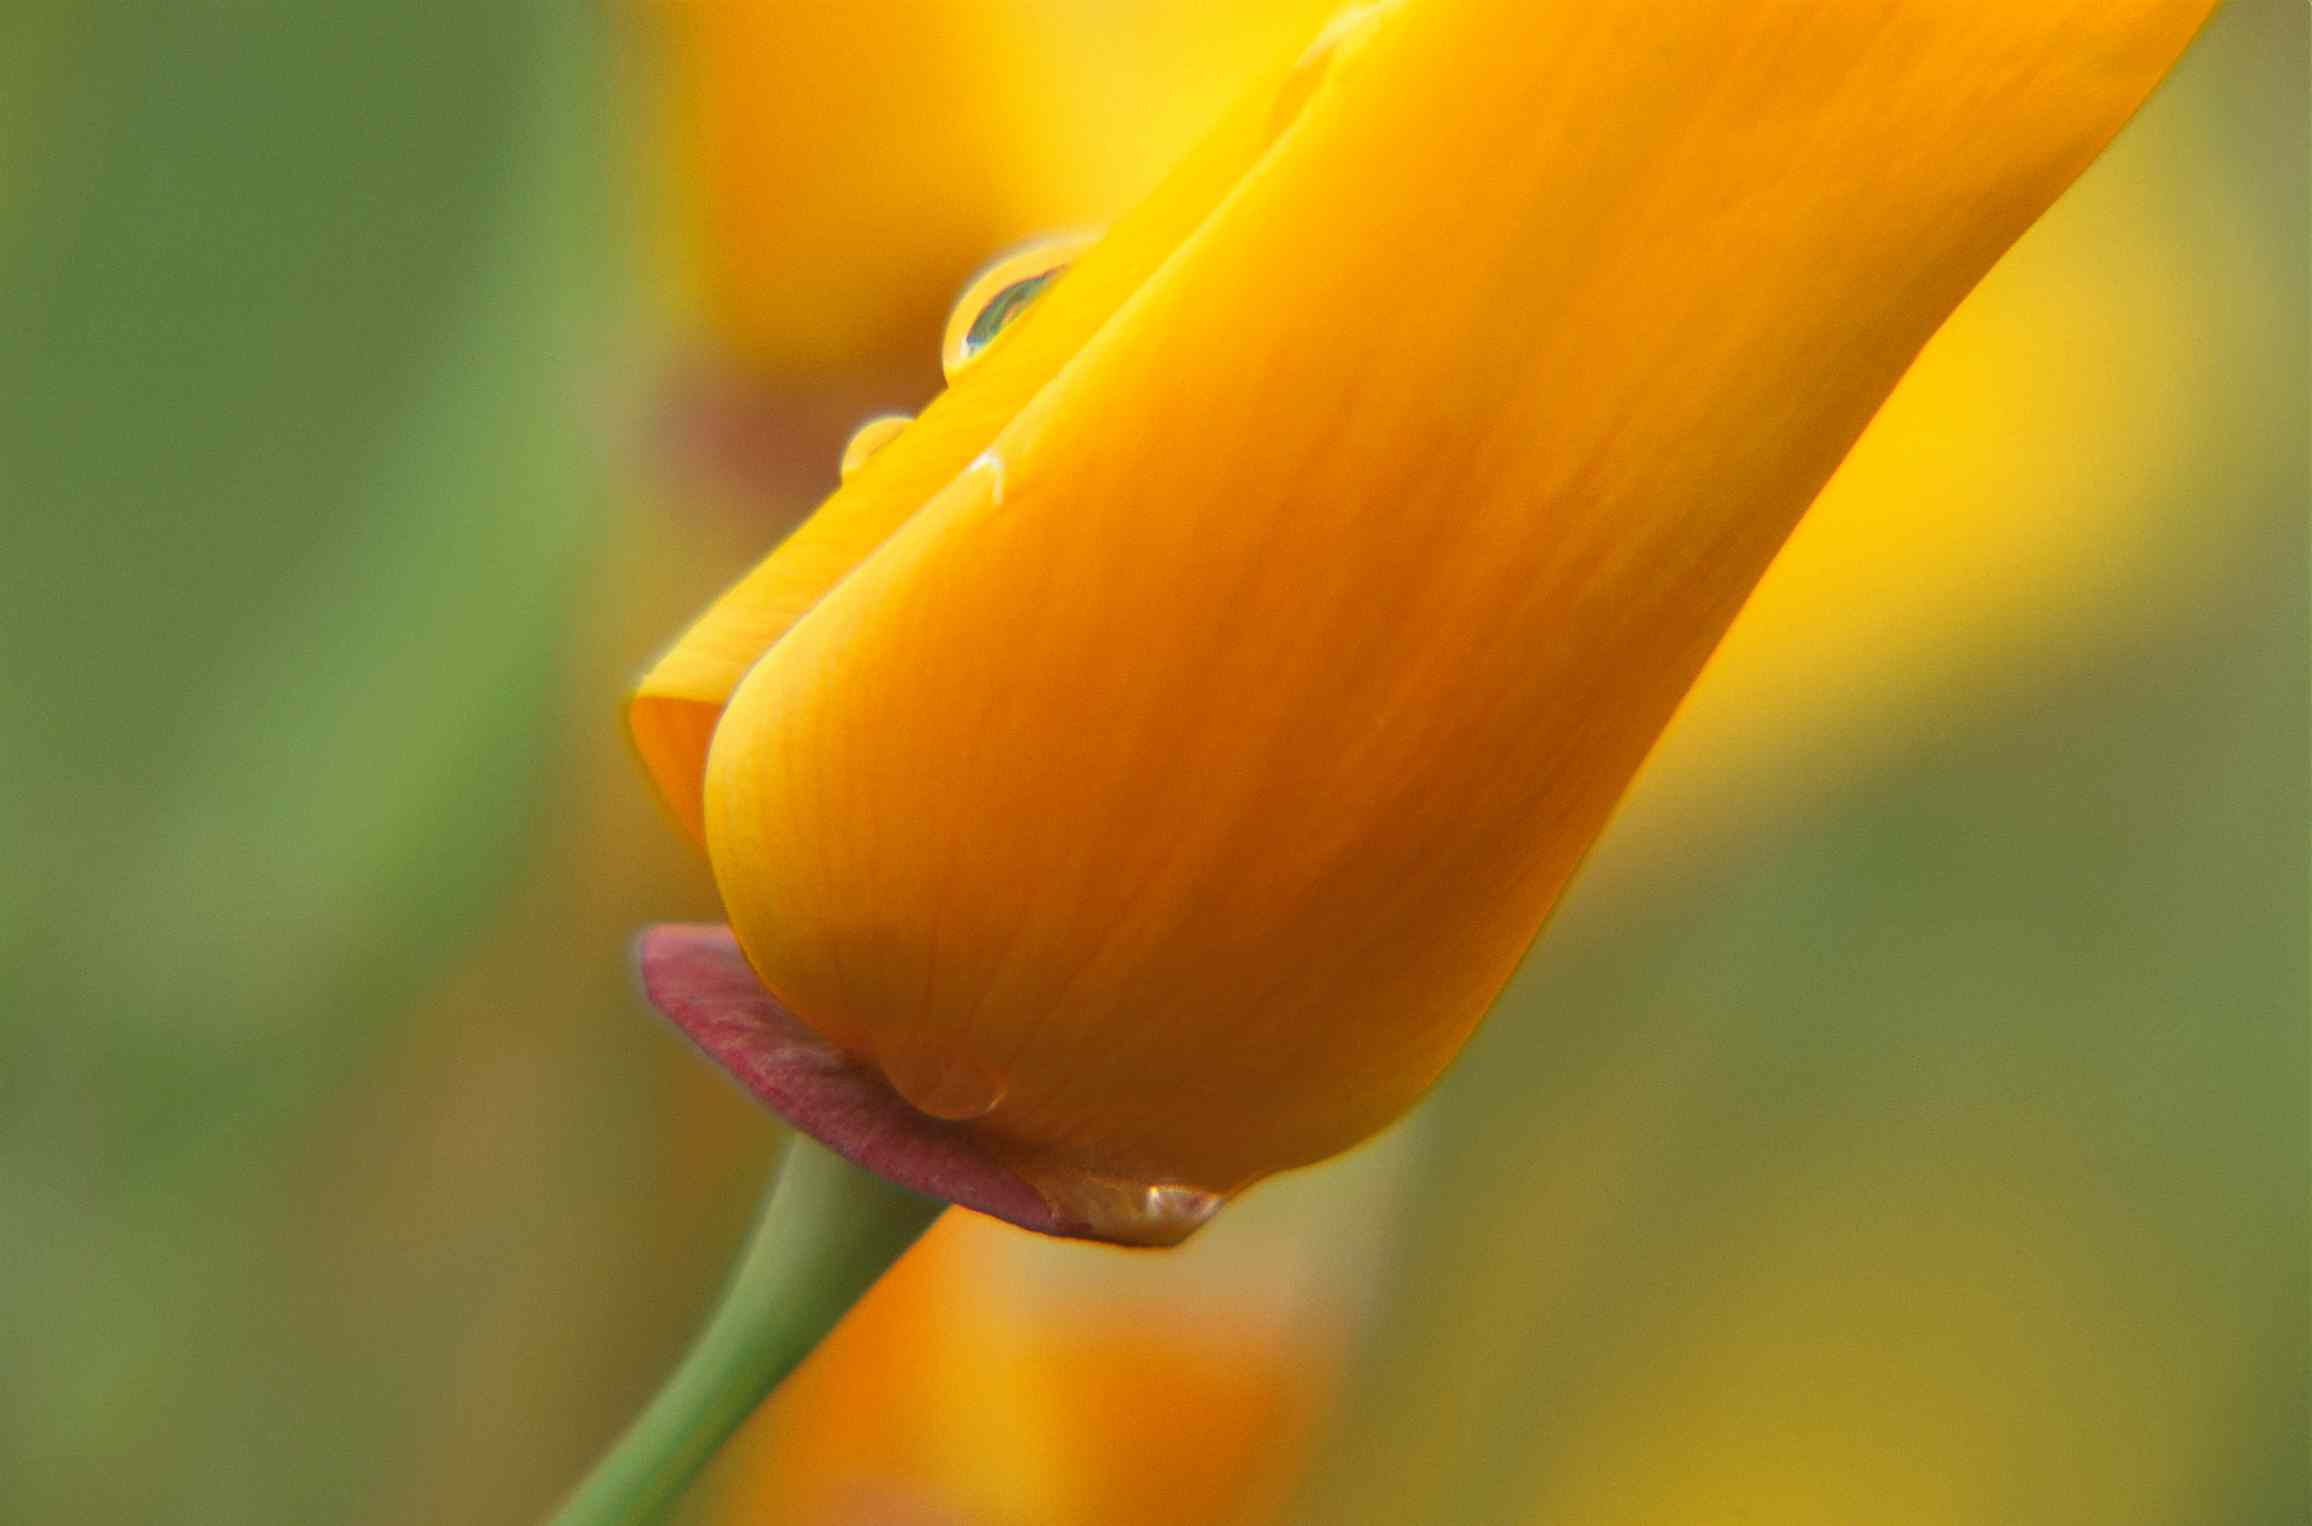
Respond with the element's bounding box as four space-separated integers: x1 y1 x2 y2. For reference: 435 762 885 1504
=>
550 1135 945 1526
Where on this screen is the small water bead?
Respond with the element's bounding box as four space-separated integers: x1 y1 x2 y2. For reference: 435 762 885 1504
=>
940 233 1098 382
838 413 912 480
1269 3 1393 143
881 1044 1009 1123
1136 1183 1225 1235
997 1158 1228 1248
966 448 1006 507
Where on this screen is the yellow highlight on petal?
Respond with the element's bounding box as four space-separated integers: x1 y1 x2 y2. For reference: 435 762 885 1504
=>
643 0 2218 1225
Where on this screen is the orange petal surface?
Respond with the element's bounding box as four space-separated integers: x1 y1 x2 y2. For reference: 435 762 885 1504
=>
654 0 2213 1233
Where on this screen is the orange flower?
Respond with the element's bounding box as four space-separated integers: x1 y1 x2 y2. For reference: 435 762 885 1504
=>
633 0 2214 1242
705 1211 1350 1525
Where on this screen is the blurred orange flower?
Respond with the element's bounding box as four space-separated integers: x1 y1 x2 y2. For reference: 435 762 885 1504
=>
706 1211 1348 1526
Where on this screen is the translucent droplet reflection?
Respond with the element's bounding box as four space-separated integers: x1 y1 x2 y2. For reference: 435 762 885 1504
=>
1000 1157 1228 1247
838 413 911 480
882 1045 1008 1122
1270 4 1392 142
941 234 1096 381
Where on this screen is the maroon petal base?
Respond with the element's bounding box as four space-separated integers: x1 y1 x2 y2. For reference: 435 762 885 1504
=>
634 923 1105 1241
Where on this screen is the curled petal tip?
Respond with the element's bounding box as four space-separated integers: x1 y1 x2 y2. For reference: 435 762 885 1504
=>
635 923 1198 1247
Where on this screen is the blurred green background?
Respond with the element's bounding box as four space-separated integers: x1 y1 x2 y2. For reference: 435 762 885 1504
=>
0 3 2301 1524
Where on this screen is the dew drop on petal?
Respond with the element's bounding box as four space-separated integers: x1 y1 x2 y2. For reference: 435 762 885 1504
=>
838 413 911 480
1137 1183 1225 1236
995 1155 1229 1247
1269 3 1392 143
940 233 1097 382
967 448 1006 507
881 1045 1009 1122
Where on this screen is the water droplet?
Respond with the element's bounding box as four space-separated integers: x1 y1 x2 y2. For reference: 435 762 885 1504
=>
967 448 1006 506
993 1155 1229 1247
1270 4 1391 142
838 413 911 480
1138 1183 1225 1233
941 233 1097 381
882 1045 1008 1122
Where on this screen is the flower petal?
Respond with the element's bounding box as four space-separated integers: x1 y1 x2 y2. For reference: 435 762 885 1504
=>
700 0 2215 1206
629 48 1313 841
636 922 1155 1242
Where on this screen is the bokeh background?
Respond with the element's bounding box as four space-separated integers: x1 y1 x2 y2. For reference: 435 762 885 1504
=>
1 2 2302 1523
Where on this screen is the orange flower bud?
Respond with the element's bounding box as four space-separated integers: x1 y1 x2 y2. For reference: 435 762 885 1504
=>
634 0 2214 1243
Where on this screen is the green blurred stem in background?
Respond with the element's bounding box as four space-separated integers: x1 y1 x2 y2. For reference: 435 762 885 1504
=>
550 1139 945 1526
